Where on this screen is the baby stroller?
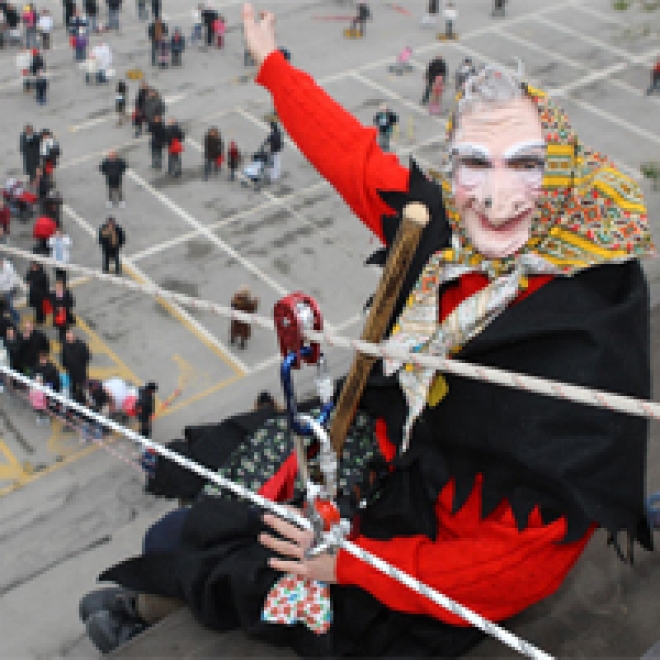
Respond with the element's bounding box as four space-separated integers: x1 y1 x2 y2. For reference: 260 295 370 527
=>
157 39 170 67
388 46 413 75
242 145 270 191
3 178 37 222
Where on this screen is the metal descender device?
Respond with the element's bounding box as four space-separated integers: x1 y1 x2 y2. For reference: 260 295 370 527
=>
274 292 351 557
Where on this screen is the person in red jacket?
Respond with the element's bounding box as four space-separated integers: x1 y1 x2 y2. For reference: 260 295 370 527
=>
81 5 654 657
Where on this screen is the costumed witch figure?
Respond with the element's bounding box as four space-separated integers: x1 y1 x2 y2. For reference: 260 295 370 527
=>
80 4 655 657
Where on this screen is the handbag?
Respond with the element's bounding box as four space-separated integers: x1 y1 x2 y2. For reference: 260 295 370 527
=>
215 154 224 165
42 298 52 315
54 307 66 326
169 138 183 155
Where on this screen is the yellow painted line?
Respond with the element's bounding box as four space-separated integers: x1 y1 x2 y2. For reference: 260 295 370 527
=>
122 263 246 378
0 440 27 485
0 444 99 498
158 372 243 419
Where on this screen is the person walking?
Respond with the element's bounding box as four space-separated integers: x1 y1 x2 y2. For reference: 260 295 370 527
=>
20 124 41 181
227 139 240 181
351 2 370 36
143 86 165 126
105 0 121 31
137 0 148 20
170 27 184 65
48 227 71 283
201 3 217 48
26 260 49 325
116 78 127 126
421 54 446 105
372 103 398 152
147 114 167 170
191 3 202 45
0 258 21 326
646 57 660 95
147 17 166 66
455 57 476 92
63 0 76 29
99 150 127 208
203 126 222 180
34 68 48 105
18 320 49 375
133 81 148 137
22 3 38 49
98 216 125 274
84 0 98 32
49 278 74 343
166 118 185 177
421 0 439 26
492 0 506 17
62 327 90 404
443 1 457 39
265 121 282 181
37 8 52 48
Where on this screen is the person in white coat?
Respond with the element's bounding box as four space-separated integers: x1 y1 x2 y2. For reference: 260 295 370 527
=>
0 258 21 325
48 228 72 284
37 9 53 49
91 41 112 82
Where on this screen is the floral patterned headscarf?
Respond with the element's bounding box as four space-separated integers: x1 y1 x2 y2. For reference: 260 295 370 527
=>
439 83 655 275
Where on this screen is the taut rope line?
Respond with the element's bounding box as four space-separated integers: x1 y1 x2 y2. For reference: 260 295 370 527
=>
0 364 553 660
3 244 659 425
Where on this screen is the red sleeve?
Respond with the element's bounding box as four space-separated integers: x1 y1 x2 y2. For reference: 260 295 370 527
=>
256 51 408 243
336 481 594 626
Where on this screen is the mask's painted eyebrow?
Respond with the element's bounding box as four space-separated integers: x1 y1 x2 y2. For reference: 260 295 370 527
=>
451 143 491 159
503 141 547 159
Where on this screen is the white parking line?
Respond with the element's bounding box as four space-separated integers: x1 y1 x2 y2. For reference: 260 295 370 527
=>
492 26 660 105
130 180 330 263
533 14 651 65
548 62 629 97
126 168 290 296
69 93 187 133
63 202 250 374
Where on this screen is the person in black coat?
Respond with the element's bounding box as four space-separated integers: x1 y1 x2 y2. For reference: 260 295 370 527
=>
49 279 74 343
200 4 217 47
84 0 98 31
4 325 22 375
18 320 49 374
61 327 90 404
421 55 447 104
170 27 184 65
26 260 49 324
19 124 41 180
98 216 125 274
30 48 44 76
99 150 127 208
62 0 76 28
133 81 149 137
33 350 60 392
203 126 222 180
136 381 157 438
147 114 167 170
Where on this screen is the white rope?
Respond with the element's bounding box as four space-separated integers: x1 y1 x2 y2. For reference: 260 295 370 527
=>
4 244 659 425
1 364 552 660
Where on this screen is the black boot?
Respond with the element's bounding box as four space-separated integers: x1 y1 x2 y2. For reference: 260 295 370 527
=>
85 590 148 654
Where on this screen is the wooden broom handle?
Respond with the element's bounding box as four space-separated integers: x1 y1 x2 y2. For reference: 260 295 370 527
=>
329 202 430 455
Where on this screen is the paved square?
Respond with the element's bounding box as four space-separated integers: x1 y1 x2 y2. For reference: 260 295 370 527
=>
0 0 659 656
